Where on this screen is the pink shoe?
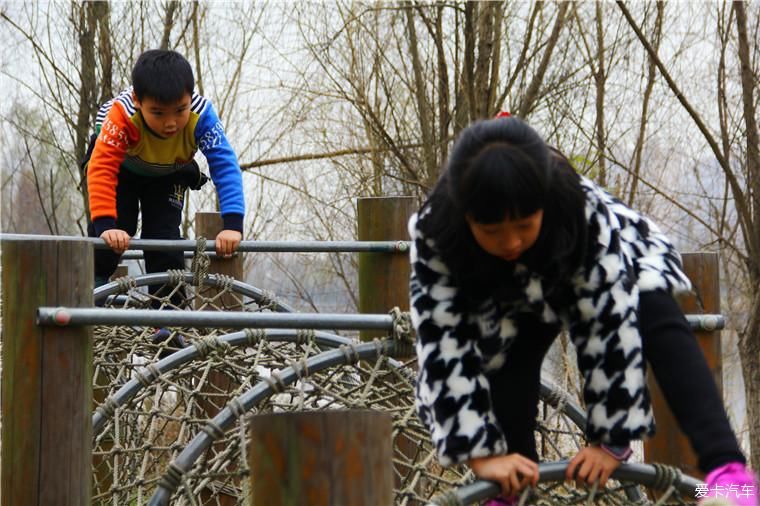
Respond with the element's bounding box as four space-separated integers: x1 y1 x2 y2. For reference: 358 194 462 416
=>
484 498 517 506
699 462 759 506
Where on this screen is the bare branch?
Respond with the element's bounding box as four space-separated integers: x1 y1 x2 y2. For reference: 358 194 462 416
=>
516 2 569 118
617 1 754 255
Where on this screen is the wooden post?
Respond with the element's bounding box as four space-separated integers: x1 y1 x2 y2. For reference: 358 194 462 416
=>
357 196 419 496
109 263 128 281
196 211 245 309
357 196 415 341
95 266 128 495
249 410 393 506
644 252 722 478
195 212 243 506
1 237 93 506
194 212 244 407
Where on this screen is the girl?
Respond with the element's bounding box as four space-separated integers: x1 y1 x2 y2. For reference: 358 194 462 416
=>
409 117 756 505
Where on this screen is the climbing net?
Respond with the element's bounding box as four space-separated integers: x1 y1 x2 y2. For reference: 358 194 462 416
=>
91 272 699 505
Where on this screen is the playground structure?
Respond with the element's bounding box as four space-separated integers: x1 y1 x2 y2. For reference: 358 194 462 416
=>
1 200 726 505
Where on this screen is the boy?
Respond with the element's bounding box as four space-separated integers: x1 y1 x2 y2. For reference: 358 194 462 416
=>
85 49 245 296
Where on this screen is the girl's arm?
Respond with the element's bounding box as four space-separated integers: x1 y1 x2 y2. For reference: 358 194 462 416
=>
569 177 690 447
569 219 654 446
409 212 508 467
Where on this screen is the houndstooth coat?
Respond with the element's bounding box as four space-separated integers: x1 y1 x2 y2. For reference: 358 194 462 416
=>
409 175 692 467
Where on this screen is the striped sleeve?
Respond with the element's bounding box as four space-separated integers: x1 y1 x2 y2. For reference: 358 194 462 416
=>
87 100 139 226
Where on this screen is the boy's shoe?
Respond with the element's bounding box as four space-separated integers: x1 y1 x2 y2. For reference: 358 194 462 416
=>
150 328 188 358
699 462 759 506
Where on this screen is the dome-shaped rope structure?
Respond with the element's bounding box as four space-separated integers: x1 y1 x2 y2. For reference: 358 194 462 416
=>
90 272 695 505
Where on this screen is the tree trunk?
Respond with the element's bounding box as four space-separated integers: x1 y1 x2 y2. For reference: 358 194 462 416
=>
160 1 179 50
733 0 760 472
75 2 98 222
94 1 112 105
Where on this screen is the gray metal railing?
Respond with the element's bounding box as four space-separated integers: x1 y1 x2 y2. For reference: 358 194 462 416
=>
37 306 725 332
426 461 701 505
0 233 410 253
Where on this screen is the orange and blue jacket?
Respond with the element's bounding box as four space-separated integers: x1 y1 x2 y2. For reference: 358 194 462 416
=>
87 88 244 234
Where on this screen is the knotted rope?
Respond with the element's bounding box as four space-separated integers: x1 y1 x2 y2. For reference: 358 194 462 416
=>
190 236 210 286
390 306 414 356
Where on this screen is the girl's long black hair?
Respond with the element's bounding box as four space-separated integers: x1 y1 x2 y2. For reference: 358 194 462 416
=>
419 117 588 306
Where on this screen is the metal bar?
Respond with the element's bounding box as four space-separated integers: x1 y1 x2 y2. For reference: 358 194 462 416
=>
37 307 394 330
427 461 702 505
685 314 725 331
94 272 298 313
1 234 409 253
37 306 724 332
122 251 209 260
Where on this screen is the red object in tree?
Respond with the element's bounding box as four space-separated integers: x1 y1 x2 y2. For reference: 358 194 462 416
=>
495 111 511 118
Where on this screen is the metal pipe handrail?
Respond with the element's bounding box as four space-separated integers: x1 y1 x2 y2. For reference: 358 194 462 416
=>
36 306 725 331
37 307 395 330
427 460 701 505
93 272 297 313
0 233 410 253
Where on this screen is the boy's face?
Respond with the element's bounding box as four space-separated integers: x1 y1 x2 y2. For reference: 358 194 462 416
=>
133 92 192 138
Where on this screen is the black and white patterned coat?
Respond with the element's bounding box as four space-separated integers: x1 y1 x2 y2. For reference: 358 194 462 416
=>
409 175 692 467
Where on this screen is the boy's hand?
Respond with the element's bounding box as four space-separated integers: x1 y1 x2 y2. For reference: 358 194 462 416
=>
565 446 622 488
468 453 539 499
100 229 131 254
215 229 242 258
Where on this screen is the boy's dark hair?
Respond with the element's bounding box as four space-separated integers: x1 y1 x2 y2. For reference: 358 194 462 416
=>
420 117 587 305
131 49 194 103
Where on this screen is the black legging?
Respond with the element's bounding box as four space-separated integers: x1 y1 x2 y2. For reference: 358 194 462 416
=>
638 290 744 471
488 290 744 472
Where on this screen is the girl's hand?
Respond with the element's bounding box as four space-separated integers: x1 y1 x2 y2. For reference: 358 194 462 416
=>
215 230 242 258
100 229 131 254
469 454 539 498
565 446 621 488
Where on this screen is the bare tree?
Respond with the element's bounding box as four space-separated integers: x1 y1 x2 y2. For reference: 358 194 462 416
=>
618 0 760 469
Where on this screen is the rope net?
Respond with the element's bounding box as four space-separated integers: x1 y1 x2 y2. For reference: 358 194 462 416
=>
91 274 698 505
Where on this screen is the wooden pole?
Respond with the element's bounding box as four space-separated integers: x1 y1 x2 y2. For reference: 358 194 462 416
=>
195 212 243 506
195 211 245 310
644 252 722 478
357 196 415 341
249 410 393 506
109 263 128 281
357 196 420 496
1 237 93 506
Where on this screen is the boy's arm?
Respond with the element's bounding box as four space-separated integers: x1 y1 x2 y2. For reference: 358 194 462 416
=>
87 102 138 235
194 100 245 238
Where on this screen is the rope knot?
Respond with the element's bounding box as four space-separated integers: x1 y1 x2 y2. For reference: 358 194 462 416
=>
115 275 137 294
191 237 210 286
245 328 266 346
166 269 185 286
389 307 413 342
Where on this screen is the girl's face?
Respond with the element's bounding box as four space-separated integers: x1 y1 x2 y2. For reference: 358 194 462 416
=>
466 210 544 262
